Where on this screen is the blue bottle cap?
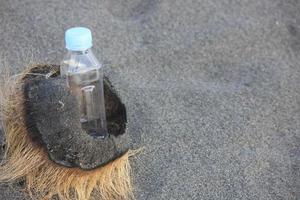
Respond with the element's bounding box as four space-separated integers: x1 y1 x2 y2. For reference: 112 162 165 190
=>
65 27 92 51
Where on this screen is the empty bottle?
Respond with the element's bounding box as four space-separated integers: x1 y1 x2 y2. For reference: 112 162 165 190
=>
61 27 107 138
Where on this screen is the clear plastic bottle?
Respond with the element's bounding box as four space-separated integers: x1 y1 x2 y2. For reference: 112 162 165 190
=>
61 27 107 138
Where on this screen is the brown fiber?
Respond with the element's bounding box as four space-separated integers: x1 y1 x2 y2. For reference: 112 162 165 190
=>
0 65 135 200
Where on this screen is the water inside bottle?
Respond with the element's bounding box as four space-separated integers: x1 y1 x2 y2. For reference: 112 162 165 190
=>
67 67 107 138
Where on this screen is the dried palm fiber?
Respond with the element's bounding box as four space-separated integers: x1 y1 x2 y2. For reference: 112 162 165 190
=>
0 64 135 200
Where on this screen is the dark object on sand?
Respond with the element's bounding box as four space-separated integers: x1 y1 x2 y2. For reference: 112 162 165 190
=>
23 64 130 169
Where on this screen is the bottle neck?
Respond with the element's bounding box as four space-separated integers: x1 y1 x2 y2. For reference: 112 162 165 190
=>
68 48 92 55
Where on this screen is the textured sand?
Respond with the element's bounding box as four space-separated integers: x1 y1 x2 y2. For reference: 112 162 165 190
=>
0 0 299 199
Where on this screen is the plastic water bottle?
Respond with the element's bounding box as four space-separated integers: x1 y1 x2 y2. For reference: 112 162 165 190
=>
61 27 107 138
